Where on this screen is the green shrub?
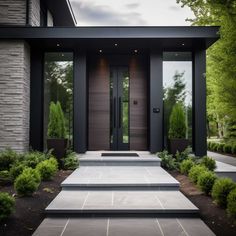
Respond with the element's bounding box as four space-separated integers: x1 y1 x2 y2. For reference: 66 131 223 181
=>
197 171 217 195
36 159 58 180
168 103 186 139
62 152 79 170
14 168 41 196
47 101 66 138
208 142 214 151
180 159 194 175
23 151 47 168
212 178 236 208
0 192 15 221
211 142 218 152
158 150 177 170
223 144 232 154
0 148 19 171
0 170 12 185
217 143 224 152
227 188 236 218
200 156 216 171
175 147 191 163
231 144 236 154
9 163 26 180
188 165 208 183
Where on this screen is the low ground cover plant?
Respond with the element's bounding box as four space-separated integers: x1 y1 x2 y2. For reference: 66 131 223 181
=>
157 150 177 170
0 192 15 221
62 151 79 170
212 178 236 208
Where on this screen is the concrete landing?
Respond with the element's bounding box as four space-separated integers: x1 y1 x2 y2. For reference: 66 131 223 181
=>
61 166 179 190
33 217 215 236
215 161 236 181
46 190 198 216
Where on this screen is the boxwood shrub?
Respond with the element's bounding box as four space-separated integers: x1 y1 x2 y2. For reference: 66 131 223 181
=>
227 188 236 218
180 159 194 175
62 152 79 170
200 156 216 171
188 165 208 184
36 158 58 180
212 178 236 208
14 168 41 196
9 163 26 180
197 171 217 195
0 192 15 221
0 148 19 171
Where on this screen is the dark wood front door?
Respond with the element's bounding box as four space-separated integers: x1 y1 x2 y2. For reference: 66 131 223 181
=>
110 67 129 150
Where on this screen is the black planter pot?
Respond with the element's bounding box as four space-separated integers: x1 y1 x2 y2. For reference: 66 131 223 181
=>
47 138 68 164
168 139 189 155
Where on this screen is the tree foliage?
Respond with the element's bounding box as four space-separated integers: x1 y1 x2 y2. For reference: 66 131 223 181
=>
177 0 236 139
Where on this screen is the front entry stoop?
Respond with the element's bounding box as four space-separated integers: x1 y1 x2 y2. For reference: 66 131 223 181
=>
33 152 215 236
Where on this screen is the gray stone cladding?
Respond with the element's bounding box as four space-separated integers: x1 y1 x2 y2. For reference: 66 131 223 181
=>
0 0 26 25
29 0 40 26
0 41 30 153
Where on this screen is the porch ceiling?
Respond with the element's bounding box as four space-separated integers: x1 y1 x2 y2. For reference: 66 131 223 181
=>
0 26 220 51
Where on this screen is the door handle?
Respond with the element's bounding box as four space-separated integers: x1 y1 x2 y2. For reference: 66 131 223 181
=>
119 97 122 128
113 97 116 128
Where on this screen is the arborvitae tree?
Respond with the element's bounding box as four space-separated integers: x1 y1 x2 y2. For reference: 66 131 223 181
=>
169 103 187 139
47 102 60 138
56 101 66 139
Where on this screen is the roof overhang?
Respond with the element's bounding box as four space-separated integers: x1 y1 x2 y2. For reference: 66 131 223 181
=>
42 0 77 26
0 26 220 51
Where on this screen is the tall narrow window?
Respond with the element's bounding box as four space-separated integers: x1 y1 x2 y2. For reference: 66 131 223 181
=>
163 52 192 148
44 52 73 149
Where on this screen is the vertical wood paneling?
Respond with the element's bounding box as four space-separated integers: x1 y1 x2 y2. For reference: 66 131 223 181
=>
129 56 148 150
88 56 110 150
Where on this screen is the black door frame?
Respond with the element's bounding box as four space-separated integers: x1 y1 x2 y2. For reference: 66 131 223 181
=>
110 66 130 150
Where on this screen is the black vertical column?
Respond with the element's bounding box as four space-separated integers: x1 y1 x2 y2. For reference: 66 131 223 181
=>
150 51 163 153
193 47 207 156
30 48 44 151
73 51 87 153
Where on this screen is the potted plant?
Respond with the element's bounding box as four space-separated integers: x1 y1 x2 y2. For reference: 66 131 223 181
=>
47 101 67 164
168 103 188 155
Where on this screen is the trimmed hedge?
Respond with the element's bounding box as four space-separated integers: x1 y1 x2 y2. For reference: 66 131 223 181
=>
212 178 236 208
207 141 236 155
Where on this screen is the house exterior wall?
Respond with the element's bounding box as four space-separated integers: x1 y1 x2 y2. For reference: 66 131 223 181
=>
29 0 40 26
0 41 30 153
0 0 27 25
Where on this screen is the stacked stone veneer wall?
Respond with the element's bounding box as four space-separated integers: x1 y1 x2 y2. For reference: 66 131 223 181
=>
0 0 26 25
29 0 40 26
0 41 30 153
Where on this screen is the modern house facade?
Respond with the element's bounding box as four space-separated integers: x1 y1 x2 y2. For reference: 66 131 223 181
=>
0 0 219 156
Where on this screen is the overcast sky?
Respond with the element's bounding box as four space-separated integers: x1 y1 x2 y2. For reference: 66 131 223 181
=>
70 0 194 26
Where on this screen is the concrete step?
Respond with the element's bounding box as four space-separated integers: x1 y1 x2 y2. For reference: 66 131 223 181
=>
33 217 215 236
215 161 236 181
61 166 179 190
45 190 198 217
79 156 161 166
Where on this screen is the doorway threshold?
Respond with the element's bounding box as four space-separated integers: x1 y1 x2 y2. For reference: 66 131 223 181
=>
101 153 139 157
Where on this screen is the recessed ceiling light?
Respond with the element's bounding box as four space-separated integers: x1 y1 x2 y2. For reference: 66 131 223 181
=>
115 43 118 47
175 53 178 56
134 49 138 53
182 43 185 46
99 49 103 53
56 43 60 47
62 53 64 57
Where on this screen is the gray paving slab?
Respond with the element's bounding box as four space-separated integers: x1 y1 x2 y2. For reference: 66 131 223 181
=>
61 166 179 190
214 161 236 181
208 151 236 166
45 190 198 215
33 217 215 236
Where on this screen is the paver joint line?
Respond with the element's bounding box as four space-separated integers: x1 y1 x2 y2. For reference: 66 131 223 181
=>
59 219 69 236
106 218 110 236
156 218 165 236
176 218 189 236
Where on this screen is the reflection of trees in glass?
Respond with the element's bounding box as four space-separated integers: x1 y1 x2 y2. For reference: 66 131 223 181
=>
163 70 192 144
122 75 129 143
164 71 186 139
45 61 73 145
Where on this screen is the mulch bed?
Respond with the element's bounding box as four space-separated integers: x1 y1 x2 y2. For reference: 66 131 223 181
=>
170 170 236 236
0 170 72 236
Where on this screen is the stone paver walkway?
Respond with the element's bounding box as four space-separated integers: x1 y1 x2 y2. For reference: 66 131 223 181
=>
208 151 236 166
33 151 215 236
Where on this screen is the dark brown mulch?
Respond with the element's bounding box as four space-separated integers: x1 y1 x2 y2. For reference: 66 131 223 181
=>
0 170 72 236
170 170 236 236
